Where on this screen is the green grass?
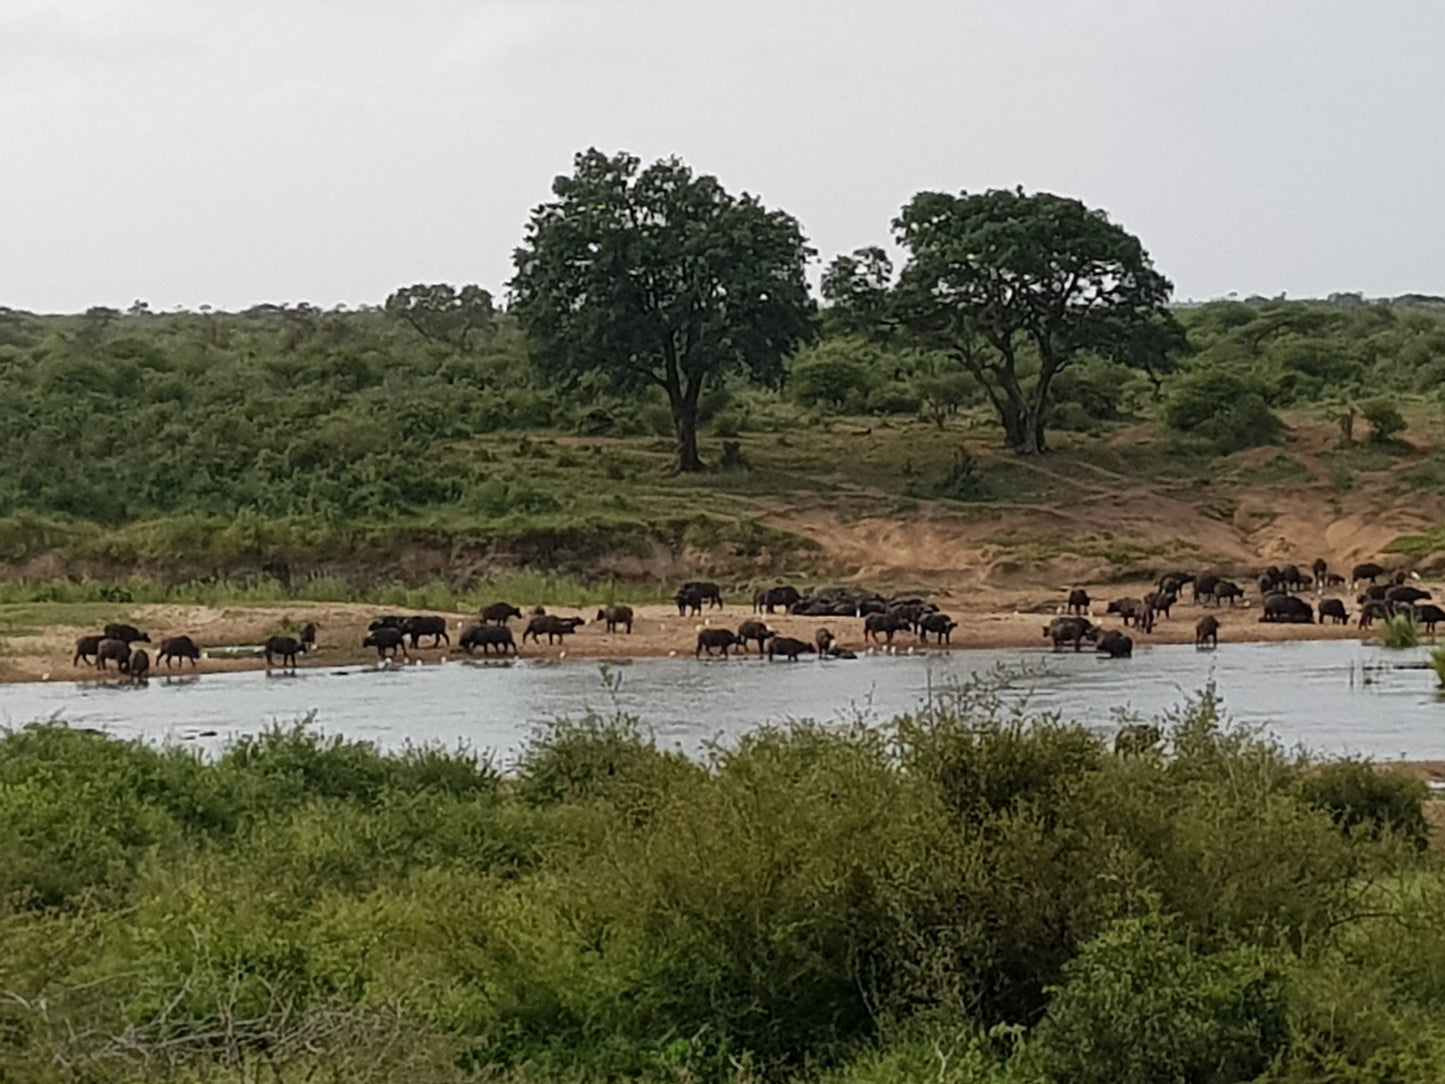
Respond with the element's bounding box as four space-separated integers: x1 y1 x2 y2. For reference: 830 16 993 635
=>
1380 614 1422 648
1387 530 1445 557
1432 646 1445 688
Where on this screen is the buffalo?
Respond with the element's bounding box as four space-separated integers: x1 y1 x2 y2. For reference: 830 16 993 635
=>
1318 599 1349 625
736 619 775 653
1192 574 1221 605
481 603 523 625
1415 604 1445 634
1212 581 1245 606
95 637 131 672
675 588 704 617
1386 585 1432 606
864 612 910 644
103 623 149 645
1106 598 1145 626
402 615 449 648
361 627 407 659
300 622 318 648
1066 589 1090 616
367 615 407 631
524 615 584 645
267 633 309 667
265 635 308 667
1143 590 1176 619
1352 562 1386 586
753 585 801 614
682 581 724 610
1312 558 1329 590
596 605 634 634
1044 616 1099 652
73 634 103 667
1358 600 1391 629
1195 615 1220 648
460 623 517 656
767 636 816 661
158 635 201 668
1260 593 1314 624
128 647 150 683
814 627 836 654
919 612 958 644
696 628 741 658
1096 629 1133 658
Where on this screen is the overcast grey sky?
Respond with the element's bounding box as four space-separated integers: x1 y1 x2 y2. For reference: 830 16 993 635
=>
3 0 1441 313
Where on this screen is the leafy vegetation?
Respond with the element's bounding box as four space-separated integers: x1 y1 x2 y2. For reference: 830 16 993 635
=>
1 690 1443 1082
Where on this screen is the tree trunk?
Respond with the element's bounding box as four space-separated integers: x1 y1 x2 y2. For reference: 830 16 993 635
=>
1018 406 1049 454
672 396 704 472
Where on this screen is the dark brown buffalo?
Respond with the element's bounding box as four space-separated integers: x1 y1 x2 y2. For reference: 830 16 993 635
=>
1158 572 1194 596
523 616 584 645
360 628 407 659
1212 581 1245 606
73 634 103 666
767 636 816 661
1106 597 1145 626
460 623 517 656
1280 564 1310 592
481 603 523 625
402 615 450 648
103 623 150 644
596 605 634 634
682 581 724 610
675 587 704 617
1358 585 1388 603
300 622 318 648
1260 593 1314 624
1066 589 1090 616
753 585 801 613
265 635 308 667
1352 562 1386 585
864 612 910 643
1195 615 1220 648
1358 600 1391 629
158 636 201 668
1136 605 1157 634
1044 616 1099 652
367 615 407 631
696 628 741 658
95 637 131 671
1386 585 1432 606
1312 558 1329 589
1143 590 1176 619
1192 574 1221 605
814 627 836 654
1318 599 1348 625
1414 604 1445 633
919 613 958 644
1096 629 1133 658
128 647 150 682
736 619 775 653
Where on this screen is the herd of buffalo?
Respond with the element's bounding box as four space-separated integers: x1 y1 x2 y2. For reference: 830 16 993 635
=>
1043 558 1434 658
65 560 1426 679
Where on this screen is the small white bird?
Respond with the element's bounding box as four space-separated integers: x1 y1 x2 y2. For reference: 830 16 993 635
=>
559 651 567 660
668 650 677 658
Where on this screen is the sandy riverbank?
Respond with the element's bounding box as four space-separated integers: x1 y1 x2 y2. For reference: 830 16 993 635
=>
0 578 1409 685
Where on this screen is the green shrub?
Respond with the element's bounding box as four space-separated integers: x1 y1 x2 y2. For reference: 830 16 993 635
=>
1027 906 1288 1084
1300 761 1428 848
1380 614 1421 648
1361 397 1407 443
1165 369 1286 452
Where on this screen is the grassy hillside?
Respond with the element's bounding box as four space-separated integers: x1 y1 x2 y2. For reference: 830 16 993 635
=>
1 298 1444 597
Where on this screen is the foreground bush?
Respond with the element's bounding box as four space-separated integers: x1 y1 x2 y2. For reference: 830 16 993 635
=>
0 691 1440 1081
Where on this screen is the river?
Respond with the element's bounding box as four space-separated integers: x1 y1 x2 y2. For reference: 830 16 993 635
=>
1 639 1441 765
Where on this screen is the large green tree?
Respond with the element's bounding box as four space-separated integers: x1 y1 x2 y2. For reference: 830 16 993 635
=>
510 149 816 471
824 189 1178 453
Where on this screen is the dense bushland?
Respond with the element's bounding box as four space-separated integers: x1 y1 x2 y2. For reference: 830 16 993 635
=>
0 294 1442 587
1 689 1442 1081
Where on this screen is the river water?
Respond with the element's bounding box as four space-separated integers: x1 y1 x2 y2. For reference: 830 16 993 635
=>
1 640 1441 765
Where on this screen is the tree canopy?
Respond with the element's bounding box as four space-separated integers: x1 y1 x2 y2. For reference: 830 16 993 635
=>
509 148 816 471
384 283 495 349
825 188 1179 452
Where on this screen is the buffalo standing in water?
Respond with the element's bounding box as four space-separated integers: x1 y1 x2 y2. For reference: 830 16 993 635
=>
265 636 308 667
158 636 201 668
